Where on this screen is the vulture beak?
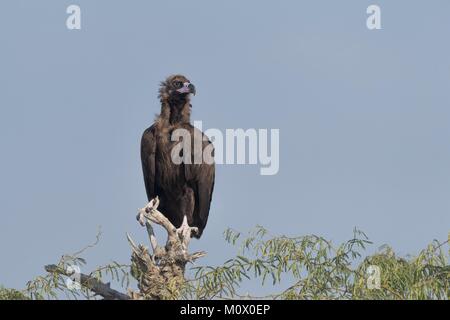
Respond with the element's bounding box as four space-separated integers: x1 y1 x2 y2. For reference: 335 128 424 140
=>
177 82 196 96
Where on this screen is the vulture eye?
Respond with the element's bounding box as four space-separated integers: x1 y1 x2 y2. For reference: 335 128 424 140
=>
174 81 183 88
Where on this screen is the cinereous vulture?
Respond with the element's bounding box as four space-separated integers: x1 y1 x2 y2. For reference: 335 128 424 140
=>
140 75 215 239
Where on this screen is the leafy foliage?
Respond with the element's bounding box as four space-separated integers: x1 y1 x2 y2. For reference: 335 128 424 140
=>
0 286 28 300
182 227 449 300
1 227 448 300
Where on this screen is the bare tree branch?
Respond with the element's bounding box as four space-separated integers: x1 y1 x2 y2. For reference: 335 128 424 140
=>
127 197 206 299
44 264 130 300
42 197 206 300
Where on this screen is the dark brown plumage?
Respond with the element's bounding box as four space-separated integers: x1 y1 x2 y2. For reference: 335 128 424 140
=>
141 75 215 238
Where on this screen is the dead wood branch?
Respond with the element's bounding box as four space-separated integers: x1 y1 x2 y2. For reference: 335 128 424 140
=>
42 197 205 300
128 196 206 299
44 264 130 300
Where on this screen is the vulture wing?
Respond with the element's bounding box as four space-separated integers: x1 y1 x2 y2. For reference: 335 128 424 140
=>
185 126 215 237
140 125 157 201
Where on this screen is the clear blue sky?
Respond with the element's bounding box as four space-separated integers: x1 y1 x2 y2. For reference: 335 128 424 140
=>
0 0 449 294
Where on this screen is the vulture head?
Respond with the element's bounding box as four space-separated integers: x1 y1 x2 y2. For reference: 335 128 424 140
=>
159 74 196 105
157 74 196 124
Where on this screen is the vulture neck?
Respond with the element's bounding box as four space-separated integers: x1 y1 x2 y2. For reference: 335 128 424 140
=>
160 96 191 125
